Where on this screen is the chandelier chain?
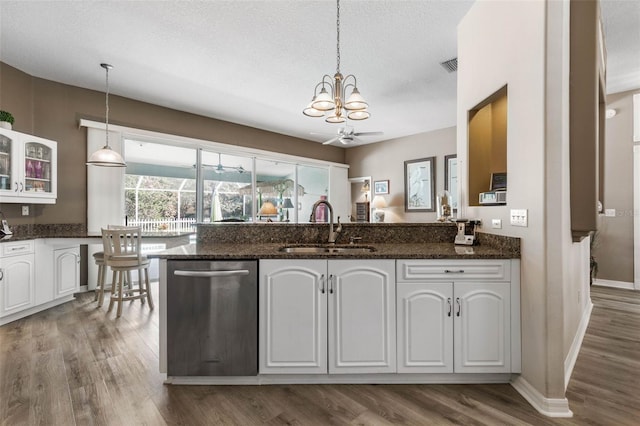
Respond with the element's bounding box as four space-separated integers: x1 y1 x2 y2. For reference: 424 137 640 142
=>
336 0 340 74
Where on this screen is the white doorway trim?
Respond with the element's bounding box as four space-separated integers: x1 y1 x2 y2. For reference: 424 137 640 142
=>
633 145 640 290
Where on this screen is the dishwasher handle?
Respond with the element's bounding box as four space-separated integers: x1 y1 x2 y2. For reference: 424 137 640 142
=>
174 269 250 278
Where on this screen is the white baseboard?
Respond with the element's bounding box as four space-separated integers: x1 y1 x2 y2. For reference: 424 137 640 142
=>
564 300 593 389
511 376 573 418
593 278 634 290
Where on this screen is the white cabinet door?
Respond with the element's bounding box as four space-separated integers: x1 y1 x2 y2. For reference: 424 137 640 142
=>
397 282 453 373
328 260 396 374
454 282 511 373
0 128 57 204
0 254 35 317
54 247 80 298
259 260 327 374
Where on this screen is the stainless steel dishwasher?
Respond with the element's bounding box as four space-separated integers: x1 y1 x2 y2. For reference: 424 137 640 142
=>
166 260 258 376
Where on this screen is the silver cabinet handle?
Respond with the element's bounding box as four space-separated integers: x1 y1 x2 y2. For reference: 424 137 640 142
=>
329 274 334 294
444 269 465 273
456 297 461 317
14 182 18 192
320 274 325 294
447 298 452 317
0 269 3 281
174 270 249 278
19 182 23 192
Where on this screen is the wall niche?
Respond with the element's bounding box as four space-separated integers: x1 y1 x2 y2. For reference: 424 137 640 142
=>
468 85 508 207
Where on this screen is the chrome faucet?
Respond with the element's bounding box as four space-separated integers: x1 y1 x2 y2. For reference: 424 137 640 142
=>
309 199 342 244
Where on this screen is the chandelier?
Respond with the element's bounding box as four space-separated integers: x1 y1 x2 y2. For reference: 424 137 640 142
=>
302 0 370 123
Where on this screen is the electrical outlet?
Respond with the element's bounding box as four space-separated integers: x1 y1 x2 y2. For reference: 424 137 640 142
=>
510 209 528 227
605 209 616 217
492 219 502 229
21 205 29 216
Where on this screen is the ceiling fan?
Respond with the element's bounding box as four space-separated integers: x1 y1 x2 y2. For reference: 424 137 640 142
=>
315 125 384 146
203 153 246 174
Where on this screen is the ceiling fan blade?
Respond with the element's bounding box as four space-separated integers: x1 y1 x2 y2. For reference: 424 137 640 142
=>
353 131 384 136
322 137 340 145
310 132 337 136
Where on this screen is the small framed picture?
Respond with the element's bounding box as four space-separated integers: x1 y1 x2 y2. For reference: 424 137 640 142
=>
374 180 389 195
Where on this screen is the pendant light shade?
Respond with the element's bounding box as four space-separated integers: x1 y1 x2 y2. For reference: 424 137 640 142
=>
87 145 126 167
87 63 126 167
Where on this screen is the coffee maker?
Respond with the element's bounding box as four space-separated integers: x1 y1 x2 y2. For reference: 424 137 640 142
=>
454 219 481 245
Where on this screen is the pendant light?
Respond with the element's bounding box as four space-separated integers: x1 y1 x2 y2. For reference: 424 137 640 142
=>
87 63 126 167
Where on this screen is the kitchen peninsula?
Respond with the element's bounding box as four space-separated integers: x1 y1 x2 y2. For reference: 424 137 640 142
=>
152 222 521 385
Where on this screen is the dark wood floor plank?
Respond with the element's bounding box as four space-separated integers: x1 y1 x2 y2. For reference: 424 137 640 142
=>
1 283 638 425
0 319 33 426
29 348 75 426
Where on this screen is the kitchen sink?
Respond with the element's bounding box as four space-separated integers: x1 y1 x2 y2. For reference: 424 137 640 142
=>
279 245 376 254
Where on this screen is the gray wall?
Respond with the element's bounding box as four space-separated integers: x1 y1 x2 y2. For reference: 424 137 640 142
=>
345 126 457 223
0 62 345 225
593 89 639 283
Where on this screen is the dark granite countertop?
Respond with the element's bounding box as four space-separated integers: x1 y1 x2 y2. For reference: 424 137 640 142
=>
147 241 518 260
146 223 520 260
0 223 194 243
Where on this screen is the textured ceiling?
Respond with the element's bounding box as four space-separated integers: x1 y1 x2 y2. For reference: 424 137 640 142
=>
0 1 638 147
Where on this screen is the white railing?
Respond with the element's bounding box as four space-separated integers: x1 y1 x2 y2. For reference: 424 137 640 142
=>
127 218 196 233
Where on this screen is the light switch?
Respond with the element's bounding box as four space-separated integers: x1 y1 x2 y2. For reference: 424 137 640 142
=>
510 209 528 227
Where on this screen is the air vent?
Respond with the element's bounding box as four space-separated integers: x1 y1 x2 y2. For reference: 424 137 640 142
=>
440 57 458 73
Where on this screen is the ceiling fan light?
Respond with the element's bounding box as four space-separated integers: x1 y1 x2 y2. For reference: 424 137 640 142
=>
326 114 346 124
86 145 126 167
311 87 335 111
344 88 368 111
347 110 370 121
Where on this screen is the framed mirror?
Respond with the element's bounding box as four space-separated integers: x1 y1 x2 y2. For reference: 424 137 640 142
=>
404 157 435 212
444 154 458 212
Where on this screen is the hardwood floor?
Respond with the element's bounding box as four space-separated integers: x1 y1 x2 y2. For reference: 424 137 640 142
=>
1 284 638 425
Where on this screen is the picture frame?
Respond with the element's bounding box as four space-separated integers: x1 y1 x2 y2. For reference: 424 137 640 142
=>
373 180 389 195
490 172 507 191
444 154 458 212
404 157 435 212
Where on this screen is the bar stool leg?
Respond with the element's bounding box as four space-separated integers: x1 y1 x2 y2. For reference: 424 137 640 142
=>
107 270 118 313
94 263 103 302
98 264 108 307
145 267 154 309
116 272 125 318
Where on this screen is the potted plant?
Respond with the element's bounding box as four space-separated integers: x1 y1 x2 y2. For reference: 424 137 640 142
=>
0 111 14 130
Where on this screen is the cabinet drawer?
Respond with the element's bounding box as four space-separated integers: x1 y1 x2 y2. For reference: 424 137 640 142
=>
397 259 511 282
1 240 35 257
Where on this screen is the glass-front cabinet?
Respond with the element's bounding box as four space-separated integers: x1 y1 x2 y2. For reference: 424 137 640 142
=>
0 128 57 204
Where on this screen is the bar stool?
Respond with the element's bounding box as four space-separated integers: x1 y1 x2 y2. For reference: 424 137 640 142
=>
101 226 154 317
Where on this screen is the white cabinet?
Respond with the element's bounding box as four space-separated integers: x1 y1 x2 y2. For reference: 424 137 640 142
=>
397 282 453 373
454 282 510 373
259 259 327 374
259 259 396 375
54 246 80 298
0 128 57 204
397 259 519 374
328 260 396 374
1 240 79 325
0 241 35 318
